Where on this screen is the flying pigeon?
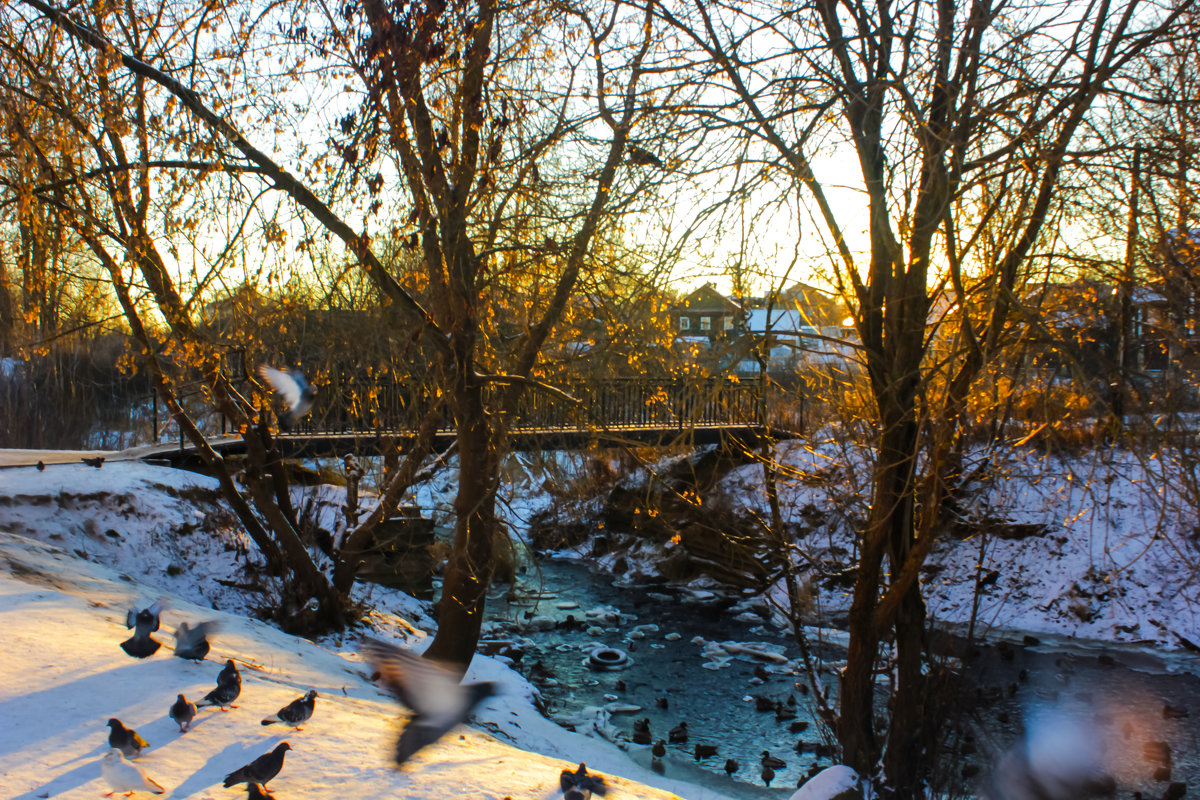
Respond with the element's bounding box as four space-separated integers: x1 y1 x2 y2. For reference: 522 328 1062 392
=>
360 637 501 766
121 597 168 658
198 661 241 710
101 748 164 796
262 690 318 729
169 694 197 732
107 718 149 758
246 783 276 800
173 620 219 661
560 762 608 800
626 145 663 168
257 365 317 429
223 742 291 788
982 707 1116 800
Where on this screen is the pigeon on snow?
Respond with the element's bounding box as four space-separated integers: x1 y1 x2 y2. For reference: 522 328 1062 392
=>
107 718 149 758
217 657 241 687
257 365 317 429
121 597 168 659
560 762 608 800
173 620 219 661
198 660 242 710
246 783 276 800
169 693 197 732
223 742 291 788
360 637 501 765
101 748 164 796
262 690 318 729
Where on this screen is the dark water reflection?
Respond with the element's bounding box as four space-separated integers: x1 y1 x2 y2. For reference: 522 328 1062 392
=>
481 560 845 795
468 558 1200 798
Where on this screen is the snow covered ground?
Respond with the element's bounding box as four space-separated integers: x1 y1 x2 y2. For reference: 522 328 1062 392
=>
7 433 1199 799
0 527 739 799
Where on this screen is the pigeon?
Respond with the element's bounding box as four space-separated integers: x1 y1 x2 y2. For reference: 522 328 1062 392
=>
626 145 663 168
258 365 317 429
217 658 241 687
101 748 164 796
107 718 149 758
121 597 167 658
560 762 608 800
169 694 197 732
262 690 318 729
247 783 276 800
173 620 219 661
360 637 501 766
35 459 45 471
981 707 1116 800
198 661 241 710
82 456 105 468
669 721 688 743
223 742 291 788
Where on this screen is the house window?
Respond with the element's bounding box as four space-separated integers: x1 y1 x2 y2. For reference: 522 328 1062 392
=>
699 316 711 331
724 316 734 331
679 316 690 331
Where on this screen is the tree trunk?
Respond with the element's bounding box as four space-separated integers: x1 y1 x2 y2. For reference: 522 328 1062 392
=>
425 370 498 667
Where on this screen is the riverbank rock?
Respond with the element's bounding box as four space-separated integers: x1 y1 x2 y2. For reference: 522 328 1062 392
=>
790 765 862 800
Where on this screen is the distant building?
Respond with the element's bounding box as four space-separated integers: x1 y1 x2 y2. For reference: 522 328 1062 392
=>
670 283 744 342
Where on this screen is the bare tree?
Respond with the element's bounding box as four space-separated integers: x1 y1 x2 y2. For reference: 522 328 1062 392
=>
654 0 1194 790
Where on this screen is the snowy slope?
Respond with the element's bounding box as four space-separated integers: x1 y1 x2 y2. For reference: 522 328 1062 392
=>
0 529 734 799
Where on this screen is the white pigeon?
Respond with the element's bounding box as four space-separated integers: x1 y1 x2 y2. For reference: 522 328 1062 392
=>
101 748 165 796
257 365 317 429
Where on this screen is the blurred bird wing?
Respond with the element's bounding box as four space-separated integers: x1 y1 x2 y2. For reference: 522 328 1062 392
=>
258 365 304 408
361 638 467 718
176 619 220 648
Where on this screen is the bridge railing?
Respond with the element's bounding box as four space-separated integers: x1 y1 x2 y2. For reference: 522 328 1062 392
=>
286 376 763 437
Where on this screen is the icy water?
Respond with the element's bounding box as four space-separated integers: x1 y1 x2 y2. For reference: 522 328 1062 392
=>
461 558 1200 798
478 560 851 796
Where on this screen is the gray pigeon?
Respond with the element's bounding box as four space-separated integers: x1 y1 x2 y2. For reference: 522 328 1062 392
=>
107 718 149 758
173 620 219 661
261 690 318 729
223 742 291 787
247 783 276 800
121 597 168 658
360 637 500 766
258 365 317 429
198 661 241 710
560 762 608 800
169 694 197 732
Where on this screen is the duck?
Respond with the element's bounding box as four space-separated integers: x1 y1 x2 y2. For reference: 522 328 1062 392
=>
694 743 718 760
724 758 739 777
632 718 652 746
668 721 688 743
652 740 666 759
761 750 786 770
761 764 776 786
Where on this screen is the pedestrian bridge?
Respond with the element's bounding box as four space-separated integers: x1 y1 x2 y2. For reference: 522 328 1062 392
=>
146 377 803 463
